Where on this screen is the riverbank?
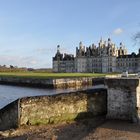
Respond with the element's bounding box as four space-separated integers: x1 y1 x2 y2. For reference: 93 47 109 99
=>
0 78 140 139
0 77 95 88
0 72 108 79
0 73 107 88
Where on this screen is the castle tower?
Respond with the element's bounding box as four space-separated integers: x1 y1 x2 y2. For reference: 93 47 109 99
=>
79 41 83 49
76 47 79 56
108 38 111 45
57 45 60 53
100 37 103 43
99 37 103 48
120 42 123 48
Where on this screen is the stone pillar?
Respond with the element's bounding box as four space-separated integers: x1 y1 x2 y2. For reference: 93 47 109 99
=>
105 78 140 123
137 85 140 123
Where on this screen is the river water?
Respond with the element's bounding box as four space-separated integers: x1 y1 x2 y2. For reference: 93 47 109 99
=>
0 85 96 109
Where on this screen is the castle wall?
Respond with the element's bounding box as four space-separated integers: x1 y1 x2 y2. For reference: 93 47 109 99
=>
136 58 140 72
102 56 109 73
52 39 140 73
116 57 137 73
53 61 59 72
76 57 87 72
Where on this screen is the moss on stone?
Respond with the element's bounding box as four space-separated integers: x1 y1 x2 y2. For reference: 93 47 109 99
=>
27 112 97 126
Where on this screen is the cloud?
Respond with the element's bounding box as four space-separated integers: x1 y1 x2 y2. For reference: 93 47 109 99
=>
35 45 72 55
113 28 124 35
30 60 37 65
35 47 54 54
0 55 39 68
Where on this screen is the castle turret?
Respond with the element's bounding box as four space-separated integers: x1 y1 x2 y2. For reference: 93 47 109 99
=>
57 45 60 53
120 42 123 48
99 37 103 48
100 37 103 43
79 41 83 49
76 47 78 56
108 38 111 45
53 45 63 61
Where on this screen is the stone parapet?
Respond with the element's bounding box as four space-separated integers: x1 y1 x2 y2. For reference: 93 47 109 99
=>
0 88 107 130
0 77 95 88
105 78 140 122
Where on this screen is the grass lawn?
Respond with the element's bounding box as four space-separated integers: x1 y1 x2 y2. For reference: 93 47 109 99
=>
0 72 115 79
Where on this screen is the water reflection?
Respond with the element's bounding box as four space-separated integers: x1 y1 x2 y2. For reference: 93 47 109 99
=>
0 84 97 109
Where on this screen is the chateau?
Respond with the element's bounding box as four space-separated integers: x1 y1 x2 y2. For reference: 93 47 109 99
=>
53 38 140 73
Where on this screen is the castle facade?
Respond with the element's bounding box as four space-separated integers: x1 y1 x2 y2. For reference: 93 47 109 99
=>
53 38 140 73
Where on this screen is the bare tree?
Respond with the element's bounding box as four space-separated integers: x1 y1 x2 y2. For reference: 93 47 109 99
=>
133 31 140 45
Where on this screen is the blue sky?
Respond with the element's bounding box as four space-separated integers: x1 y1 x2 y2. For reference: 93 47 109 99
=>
0 0 140 68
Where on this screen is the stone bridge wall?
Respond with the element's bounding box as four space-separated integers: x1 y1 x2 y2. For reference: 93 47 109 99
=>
0 99 19 130
0 77 97 88
0 88 107 130
105 78 140 123
1 78 140 131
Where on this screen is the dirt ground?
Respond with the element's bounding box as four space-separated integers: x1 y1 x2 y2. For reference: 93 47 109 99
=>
1 117 140 140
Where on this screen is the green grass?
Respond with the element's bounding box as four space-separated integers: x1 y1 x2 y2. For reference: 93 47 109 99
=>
0 72 114 79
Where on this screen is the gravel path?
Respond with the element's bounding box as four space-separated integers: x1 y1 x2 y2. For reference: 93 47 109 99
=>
1 118 140 140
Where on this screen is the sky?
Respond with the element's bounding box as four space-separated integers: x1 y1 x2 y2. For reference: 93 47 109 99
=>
0 0 140 68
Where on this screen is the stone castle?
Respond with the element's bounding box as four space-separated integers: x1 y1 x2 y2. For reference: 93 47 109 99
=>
53 38 140 73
